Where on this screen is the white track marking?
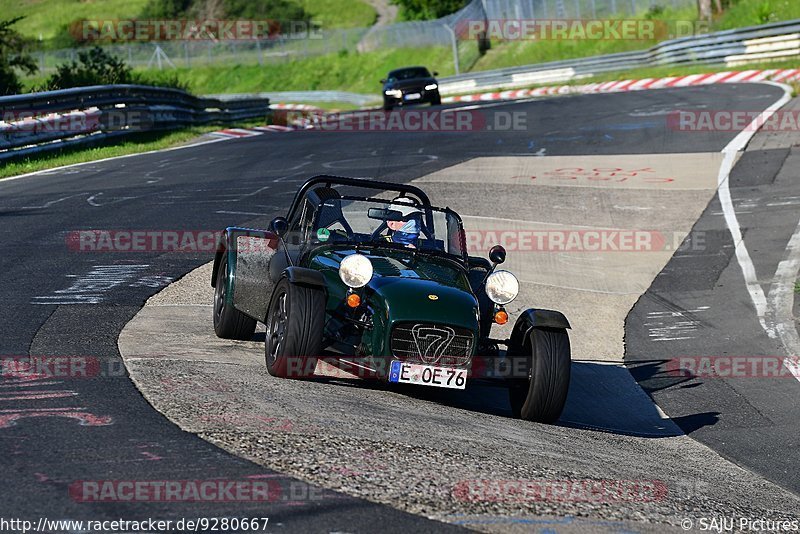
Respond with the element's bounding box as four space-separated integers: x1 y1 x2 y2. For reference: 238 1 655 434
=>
716 81 800 383
768 218 800 379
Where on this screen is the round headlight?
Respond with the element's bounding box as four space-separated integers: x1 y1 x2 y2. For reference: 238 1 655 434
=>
339 254 373 288
485 270 519 305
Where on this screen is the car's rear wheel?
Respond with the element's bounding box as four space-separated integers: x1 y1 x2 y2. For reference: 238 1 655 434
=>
508 327 571 423
265 277 324 378
213 255 257 340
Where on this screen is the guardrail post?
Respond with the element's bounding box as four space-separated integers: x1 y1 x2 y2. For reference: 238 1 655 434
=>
443 24 460 75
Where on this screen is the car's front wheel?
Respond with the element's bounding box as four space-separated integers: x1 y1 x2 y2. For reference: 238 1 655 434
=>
213 255 257 340
265 277 324 378
431 94 442 106
508 327 571 423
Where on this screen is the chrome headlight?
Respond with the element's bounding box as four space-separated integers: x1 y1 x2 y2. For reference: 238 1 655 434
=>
384 89 402 98
485 270 519 305
339 254 373 288
425 83 438 91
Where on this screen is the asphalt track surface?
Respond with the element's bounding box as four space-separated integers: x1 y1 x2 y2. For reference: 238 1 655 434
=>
0 83 797 531
626 113 800 494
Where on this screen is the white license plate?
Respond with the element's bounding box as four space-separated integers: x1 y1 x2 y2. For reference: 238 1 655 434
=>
389 361 467 389
404 93 421 100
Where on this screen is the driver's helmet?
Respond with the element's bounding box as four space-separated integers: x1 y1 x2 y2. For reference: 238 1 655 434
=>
388 196 421 246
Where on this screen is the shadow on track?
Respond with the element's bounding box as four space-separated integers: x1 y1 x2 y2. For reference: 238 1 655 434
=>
312 360 688 438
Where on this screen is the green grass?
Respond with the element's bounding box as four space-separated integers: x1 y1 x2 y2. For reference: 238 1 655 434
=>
297 0 376 29
0 0 150 42
470 6 698 72
795 280 800 294
2 0 376 46
716 0 800 30
0 126 224 179
146 46 454 95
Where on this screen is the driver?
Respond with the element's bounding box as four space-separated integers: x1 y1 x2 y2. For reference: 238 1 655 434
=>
385 197 421 248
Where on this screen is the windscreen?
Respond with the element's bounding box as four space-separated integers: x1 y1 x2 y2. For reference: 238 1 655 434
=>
313 197 465 260
388 67 431 81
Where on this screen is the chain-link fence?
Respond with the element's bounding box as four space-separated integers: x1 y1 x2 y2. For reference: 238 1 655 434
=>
35 0 698 75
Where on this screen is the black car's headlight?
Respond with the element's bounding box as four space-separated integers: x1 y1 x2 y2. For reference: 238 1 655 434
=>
384 89 402 98
425 83 438 91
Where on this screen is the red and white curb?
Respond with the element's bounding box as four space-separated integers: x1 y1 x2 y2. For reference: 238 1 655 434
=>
210 103 327 137
442 68 800 103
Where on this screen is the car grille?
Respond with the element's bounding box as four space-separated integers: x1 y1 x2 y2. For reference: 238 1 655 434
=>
390 323 474 367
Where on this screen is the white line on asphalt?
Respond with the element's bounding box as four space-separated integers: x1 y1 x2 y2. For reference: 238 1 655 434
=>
768 219 800 379
715 81 800 383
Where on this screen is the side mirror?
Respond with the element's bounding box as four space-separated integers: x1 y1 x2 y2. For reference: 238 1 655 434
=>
270 216 289 236
432 71 439 76
380 79 386 84
488 245 506 265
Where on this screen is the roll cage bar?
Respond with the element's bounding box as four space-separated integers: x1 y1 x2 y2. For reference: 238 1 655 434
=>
282 175 468 264
285 175 433 224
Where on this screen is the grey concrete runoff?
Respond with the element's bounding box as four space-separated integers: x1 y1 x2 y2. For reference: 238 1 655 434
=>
119 262 800 532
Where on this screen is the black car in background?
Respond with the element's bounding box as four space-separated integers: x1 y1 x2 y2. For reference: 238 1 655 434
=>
381 66 441 111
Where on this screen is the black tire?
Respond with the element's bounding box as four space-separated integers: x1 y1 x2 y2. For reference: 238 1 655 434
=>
508 327 571 423
265 277 324 378
383 103 393 111
431 94 442 106
213 255 257 340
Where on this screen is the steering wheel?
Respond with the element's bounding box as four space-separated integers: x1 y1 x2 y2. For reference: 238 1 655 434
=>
369 221 389 242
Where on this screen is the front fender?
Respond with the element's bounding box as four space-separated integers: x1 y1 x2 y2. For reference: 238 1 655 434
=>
283 266 326 289
509 309 571 352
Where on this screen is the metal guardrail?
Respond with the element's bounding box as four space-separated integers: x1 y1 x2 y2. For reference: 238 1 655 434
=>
438 18 800 94
0 85 269 161
209 90 380 107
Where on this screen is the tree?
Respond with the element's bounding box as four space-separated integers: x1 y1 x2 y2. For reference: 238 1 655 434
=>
0 17 37 96
393 0 467 21
698 0 724 20
42 46 132 90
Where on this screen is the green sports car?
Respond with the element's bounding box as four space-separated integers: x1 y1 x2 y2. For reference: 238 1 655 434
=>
211 175 572 423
